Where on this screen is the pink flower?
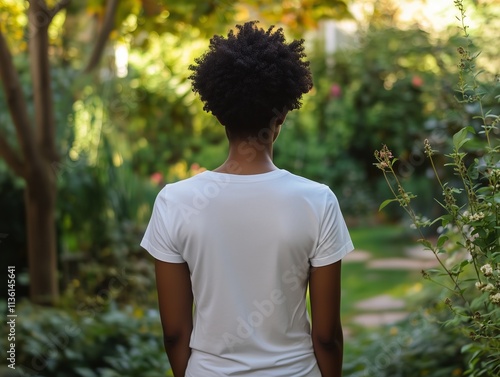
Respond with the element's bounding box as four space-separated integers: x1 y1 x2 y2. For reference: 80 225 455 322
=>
411 75 423 88
330 83 342 98
150 172 163 185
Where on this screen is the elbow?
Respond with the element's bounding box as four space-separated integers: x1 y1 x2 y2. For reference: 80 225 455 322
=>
163 333 181 347
313 336 342 351
162 327 191 347
312 328 343 350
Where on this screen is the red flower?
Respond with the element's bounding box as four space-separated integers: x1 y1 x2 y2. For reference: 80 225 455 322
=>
330 83 342 98
150 172 163 185
411 75 423 88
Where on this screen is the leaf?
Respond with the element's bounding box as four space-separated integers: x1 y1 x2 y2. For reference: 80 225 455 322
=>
473 69 484 78
418 238 433 250
379 198 397 211
461 278 477 282
437 235 449 248
430 216 444 226
452 127 470 150
461 343 475 353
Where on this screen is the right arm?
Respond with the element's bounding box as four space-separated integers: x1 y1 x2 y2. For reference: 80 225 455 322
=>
155 259 193 376
309 260 344 377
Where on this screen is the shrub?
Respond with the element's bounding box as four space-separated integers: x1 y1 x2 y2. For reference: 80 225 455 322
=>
1 301 171 377
343 309 469 377
374 1 500 375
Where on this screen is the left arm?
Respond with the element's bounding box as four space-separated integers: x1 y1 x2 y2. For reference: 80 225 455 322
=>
309 260 344 377
155 260 193 376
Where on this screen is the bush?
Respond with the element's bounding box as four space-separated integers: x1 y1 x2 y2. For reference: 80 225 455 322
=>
1 301 171 377
274 2 471 219
344 309 469 377
374 1 500 375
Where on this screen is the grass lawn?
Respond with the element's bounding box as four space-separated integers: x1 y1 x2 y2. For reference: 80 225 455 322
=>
348 224 416 259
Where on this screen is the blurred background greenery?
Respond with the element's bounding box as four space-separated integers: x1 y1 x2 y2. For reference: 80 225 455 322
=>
0 0 499 376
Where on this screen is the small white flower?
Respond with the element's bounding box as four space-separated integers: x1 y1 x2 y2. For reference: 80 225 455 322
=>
483 283 495 292
469 212 485 221
472 232 479 240
481 264 493 276
490 293 500 304
475 281 485 290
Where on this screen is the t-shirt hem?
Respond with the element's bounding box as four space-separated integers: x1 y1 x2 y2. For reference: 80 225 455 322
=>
140 238 185 263
310 241 355 267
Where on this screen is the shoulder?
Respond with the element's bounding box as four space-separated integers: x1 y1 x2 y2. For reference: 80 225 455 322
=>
155 172 211 203
281 171 337 199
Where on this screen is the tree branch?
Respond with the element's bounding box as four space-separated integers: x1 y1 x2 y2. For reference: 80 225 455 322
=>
28 0 58 162
0 28 37 173
34 0 49 13
84 0 120 73
0 135 25 178
49 0 72 21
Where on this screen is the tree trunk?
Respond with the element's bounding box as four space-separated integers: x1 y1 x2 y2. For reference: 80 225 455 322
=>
26 0 59 304
0 3 59 305
0 0 119 306
24 159 59 305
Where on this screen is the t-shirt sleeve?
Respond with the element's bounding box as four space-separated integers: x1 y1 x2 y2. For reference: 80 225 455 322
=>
140 190 186 263
310 189 354 267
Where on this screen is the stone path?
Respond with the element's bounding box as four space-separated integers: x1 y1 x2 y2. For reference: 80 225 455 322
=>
344 246 439 329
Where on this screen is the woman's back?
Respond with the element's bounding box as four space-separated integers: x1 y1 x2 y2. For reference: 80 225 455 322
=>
142 169 353 376
141 21 353 377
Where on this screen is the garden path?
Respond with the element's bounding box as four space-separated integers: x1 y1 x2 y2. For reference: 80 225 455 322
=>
344 246 439 329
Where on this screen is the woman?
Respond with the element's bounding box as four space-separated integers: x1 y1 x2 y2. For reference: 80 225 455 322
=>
141 21 354 377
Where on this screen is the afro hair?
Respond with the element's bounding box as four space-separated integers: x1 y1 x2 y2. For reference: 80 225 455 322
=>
189 21 313 139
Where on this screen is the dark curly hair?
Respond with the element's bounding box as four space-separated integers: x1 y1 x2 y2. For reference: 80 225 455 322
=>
189 21 313 139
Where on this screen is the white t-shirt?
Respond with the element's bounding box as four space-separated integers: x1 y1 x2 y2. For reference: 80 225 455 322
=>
141 169 354 377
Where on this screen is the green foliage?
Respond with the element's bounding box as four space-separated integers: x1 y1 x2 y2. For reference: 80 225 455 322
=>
0 163 29 301
55 140 160 308
274 8 462 217
57 139 158 249
343 310 469 377
0 301 170 377
375 2 500 375
106 28 223 176
2 0 499 373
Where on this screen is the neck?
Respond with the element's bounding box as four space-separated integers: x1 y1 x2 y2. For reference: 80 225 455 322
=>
213 137 277 175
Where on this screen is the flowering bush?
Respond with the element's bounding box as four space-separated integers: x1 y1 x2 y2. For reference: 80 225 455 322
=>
375 1 500 375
